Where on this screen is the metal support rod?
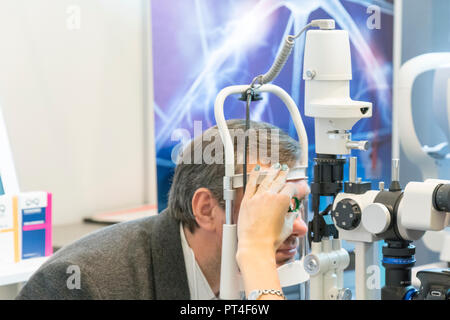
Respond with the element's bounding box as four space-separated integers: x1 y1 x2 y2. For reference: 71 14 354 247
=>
301 198 310 300
392 159 400 182
349 157 357 183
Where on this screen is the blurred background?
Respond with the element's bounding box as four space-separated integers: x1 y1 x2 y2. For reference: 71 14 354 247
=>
0 0 448 299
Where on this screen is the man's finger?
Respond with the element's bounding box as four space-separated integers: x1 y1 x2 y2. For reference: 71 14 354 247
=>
268 165 289 194
255 163 281 195
242 165 261 201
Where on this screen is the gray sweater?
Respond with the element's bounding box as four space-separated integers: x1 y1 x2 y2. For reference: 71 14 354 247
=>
16 210 190 299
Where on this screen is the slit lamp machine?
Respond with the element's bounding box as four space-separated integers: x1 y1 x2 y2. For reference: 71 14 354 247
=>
214 19 450 300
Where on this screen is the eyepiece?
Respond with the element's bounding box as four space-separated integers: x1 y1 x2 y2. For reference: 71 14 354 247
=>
433 184 450 212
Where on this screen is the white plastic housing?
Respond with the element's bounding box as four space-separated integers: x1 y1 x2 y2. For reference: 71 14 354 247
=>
306 239 349 300
303 30 372 155
303 30 352 81
333 190 380 242
441 230 450 262
397 179 450 232
396 53 450 178
423 228 450 262
219 224 241 299
277 259 310 287
332 191 382 300
214 84 308 178
351 241 380 300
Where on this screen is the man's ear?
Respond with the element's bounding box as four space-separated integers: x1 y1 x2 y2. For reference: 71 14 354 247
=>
191 188 220 231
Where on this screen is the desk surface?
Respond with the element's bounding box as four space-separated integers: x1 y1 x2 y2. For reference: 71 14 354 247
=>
0 257 49 286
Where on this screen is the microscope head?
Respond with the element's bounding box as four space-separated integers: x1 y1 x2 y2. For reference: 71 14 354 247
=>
332 161 450 243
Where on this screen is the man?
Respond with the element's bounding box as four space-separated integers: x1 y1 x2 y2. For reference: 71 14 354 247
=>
16 119 309 299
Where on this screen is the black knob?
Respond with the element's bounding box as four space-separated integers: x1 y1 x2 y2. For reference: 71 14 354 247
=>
332 198 361 230
433 184 450 212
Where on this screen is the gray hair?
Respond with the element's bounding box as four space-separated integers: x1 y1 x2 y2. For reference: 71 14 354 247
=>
167 119 302 233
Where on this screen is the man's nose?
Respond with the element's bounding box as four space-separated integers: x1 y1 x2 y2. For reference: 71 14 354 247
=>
291 215 308 237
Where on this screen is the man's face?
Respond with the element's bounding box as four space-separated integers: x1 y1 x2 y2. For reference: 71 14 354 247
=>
229 163 309 267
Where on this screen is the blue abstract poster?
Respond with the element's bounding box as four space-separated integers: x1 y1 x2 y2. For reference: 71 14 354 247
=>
151 0 394 211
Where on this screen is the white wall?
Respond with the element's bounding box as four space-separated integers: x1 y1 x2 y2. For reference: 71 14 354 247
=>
0 0 157 225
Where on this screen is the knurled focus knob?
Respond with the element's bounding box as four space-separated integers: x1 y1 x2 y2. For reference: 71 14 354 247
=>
434 184 450 212
332 199 361 230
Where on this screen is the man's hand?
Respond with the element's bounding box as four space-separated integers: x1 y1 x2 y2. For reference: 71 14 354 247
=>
236 163 297 261
235 163 298 299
